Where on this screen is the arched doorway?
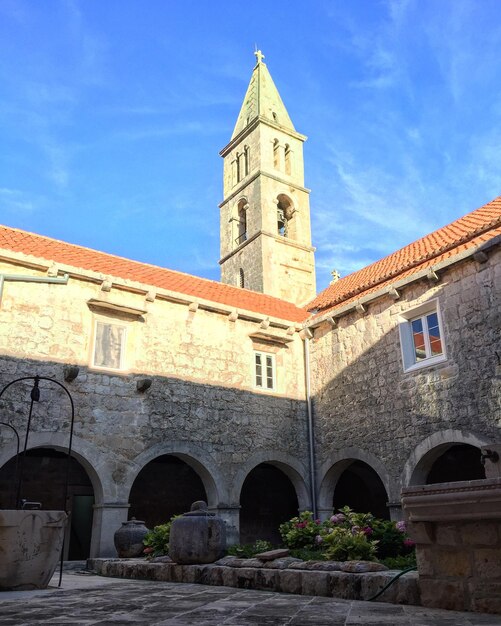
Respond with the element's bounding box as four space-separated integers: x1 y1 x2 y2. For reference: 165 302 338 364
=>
0 447 95 560
129 454 207 528
239 463 298 544
333 460 389 519
426 444 485 484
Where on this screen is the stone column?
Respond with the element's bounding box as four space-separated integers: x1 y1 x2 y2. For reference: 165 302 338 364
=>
90 502 130 558
316 507 333 522
387 501 404 521
212 505 240 546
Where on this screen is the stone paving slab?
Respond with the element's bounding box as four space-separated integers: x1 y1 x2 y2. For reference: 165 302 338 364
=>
0 573 500 625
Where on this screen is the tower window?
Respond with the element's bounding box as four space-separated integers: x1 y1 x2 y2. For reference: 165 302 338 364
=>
239 268 245 288
273 139 279 169
272 111 278 122
285 144 291 175
244 145 250 176
235 199 248 245
236 152 241 183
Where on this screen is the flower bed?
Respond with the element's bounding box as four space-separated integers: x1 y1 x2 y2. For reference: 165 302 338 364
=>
279 507 416 568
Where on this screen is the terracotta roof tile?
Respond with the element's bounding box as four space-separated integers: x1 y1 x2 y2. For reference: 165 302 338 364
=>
0 226 309 323
307 196 501 315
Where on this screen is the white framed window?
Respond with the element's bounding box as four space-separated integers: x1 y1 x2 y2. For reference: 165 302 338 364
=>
92 321 127 371
399 300 446 372
254 351 275 390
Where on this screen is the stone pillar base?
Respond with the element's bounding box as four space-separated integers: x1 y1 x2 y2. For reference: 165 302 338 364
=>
90 502 130 558
212 505 240 546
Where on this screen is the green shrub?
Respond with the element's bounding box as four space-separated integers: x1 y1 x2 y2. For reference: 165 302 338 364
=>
289 547 327 561
371 518 412 559
321 525 378 561
279 511 328 549
227 539 272 558
381 553 417 570
142 516 180 557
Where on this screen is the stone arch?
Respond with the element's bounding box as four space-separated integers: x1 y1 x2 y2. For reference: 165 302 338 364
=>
229 450 310 509
234 451 309 545
234 196 248 247
403 429 491 486
124 441 222 509
0 432 105 504
0 433 106 559
318 447 393 517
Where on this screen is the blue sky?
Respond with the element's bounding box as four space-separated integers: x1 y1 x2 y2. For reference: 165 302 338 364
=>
0 0 500 294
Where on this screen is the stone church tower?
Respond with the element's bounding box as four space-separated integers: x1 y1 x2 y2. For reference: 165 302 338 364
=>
219 51 316 306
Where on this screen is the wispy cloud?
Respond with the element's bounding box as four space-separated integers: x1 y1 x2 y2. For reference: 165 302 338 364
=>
0 188 37 214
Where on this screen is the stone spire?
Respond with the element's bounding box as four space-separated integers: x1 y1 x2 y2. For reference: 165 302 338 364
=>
230 51 296 140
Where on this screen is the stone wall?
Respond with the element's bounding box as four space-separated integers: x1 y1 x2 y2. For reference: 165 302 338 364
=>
310 247 501 515
0 255 310 555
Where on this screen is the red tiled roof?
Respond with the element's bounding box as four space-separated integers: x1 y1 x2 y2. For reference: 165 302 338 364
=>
0 226 309 323
307 196 501 315
1 196 499 325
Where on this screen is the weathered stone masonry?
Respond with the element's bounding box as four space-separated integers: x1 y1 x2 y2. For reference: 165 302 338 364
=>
0 254 311 556
309 247 501 518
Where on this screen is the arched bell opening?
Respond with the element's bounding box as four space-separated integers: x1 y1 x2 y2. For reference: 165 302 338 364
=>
276 194 296 240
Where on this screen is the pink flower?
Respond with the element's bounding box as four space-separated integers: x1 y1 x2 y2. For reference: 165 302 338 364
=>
315 535 323 544
315 519 321 525
336 513 346 522
143 547 154 554
330 515 339 523
362 526 373 536
396 521 406 533
351 525 361 535
403 538 415 548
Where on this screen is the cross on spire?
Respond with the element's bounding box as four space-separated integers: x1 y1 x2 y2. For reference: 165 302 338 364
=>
254 49 265 64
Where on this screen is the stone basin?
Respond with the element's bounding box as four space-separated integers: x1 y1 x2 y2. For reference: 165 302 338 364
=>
0 509 67 590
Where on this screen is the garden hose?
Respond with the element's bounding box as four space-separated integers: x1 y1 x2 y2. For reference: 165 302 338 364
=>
367 566 417 601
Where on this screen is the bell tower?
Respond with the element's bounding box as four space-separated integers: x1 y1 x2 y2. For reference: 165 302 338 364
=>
219 51 316 306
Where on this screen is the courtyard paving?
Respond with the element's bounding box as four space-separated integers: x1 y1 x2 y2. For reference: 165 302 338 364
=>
0 572 500 625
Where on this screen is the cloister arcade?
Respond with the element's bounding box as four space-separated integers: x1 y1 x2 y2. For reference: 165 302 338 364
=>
0 429 488 559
